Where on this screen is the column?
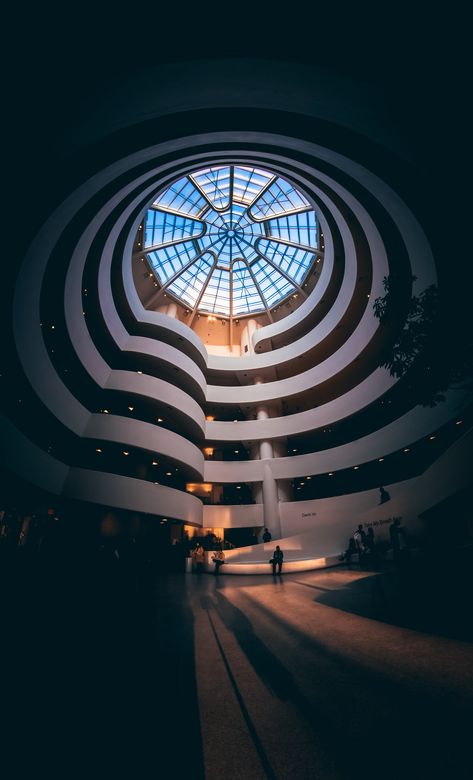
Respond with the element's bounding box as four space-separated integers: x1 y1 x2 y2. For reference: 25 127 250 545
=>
253 399 282 539
240 318 258 355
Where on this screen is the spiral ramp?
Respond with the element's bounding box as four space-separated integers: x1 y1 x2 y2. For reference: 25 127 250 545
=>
2 59 472 571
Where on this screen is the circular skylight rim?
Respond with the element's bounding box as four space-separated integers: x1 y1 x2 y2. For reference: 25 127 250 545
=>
143 163 321 319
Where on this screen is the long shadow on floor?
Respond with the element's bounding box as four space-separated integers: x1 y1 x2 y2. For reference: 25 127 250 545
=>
296 551 473 642
239 583 473 780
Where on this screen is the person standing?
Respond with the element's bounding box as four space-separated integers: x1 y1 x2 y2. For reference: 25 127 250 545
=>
262 528 272 543
379 486 391 504
354 524 367 566
211 547 225 576
271 545 283 575
389 518 408 565
192 543 205 574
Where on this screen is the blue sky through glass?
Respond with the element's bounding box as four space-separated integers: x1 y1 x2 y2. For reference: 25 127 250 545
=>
143 165 319 317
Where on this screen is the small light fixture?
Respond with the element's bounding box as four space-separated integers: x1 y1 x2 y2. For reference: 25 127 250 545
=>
123 451 130 456
403 448 410 453
157 418 163 423
102 409 109 414
137 371 143 375
96 448 102 453
165 471 172 476
152 460 158 466
378 457 384 462
456 420 463 425
354 466 359 470
328 472 334 476
429 435 436 440
128 406 134 411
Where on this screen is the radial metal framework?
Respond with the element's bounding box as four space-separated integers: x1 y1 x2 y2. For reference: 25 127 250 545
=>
141 165 322 319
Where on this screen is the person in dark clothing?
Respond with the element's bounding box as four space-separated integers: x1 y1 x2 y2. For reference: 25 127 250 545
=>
271 545 283 575
339 536 357 564
211 547 225 576
262 528 272 543
354 524 366 565
379 486 391 504
364 526 377 568
389 518 408 565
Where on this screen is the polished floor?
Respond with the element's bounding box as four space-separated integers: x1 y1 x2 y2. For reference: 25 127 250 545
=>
3 547 473 779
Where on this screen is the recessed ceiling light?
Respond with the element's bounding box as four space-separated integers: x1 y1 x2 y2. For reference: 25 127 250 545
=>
157 418 163 423
95 448 102 453
403 448 410 453
165 472 172 476
354 466 359 470
128 406 134 411
378 457 384 462
152 460 158 466
456 420 463 425
123 451 129 456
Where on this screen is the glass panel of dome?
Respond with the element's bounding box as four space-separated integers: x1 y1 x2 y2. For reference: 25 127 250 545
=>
267 210 318 247
249 178 310 221
145 209 204 248
148 241 198 285
190 166 231 211
257 239 315 285
232 166 274 205
232 262 265 314
146 165 319 317
199 268 230 316
252 259 295 306
153 176 207 217
167 253 215 307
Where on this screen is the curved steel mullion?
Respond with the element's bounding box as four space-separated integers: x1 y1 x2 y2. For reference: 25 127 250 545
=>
248 205 312 223
189 172 231 214
245 261 274 323
148 236 223 306
258 233 324 256
253 243 307 298
188 252 219 326
134 221 207 258
246 173 277 208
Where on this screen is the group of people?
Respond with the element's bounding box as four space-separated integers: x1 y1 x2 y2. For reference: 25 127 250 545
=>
340 515 409 568
191 528 284 576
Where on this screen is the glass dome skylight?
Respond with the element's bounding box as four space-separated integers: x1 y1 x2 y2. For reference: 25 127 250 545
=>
143 165 322 319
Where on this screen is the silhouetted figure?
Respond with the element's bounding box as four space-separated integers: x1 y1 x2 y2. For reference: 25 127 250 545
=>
262 528 272 543
339 536 357 564
379 486 391 504
365 527 375 552
192 543 205 574
364 527 378 568
270 545 283 575
389 518 408 565
211 547 225 576
354 524 367 565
